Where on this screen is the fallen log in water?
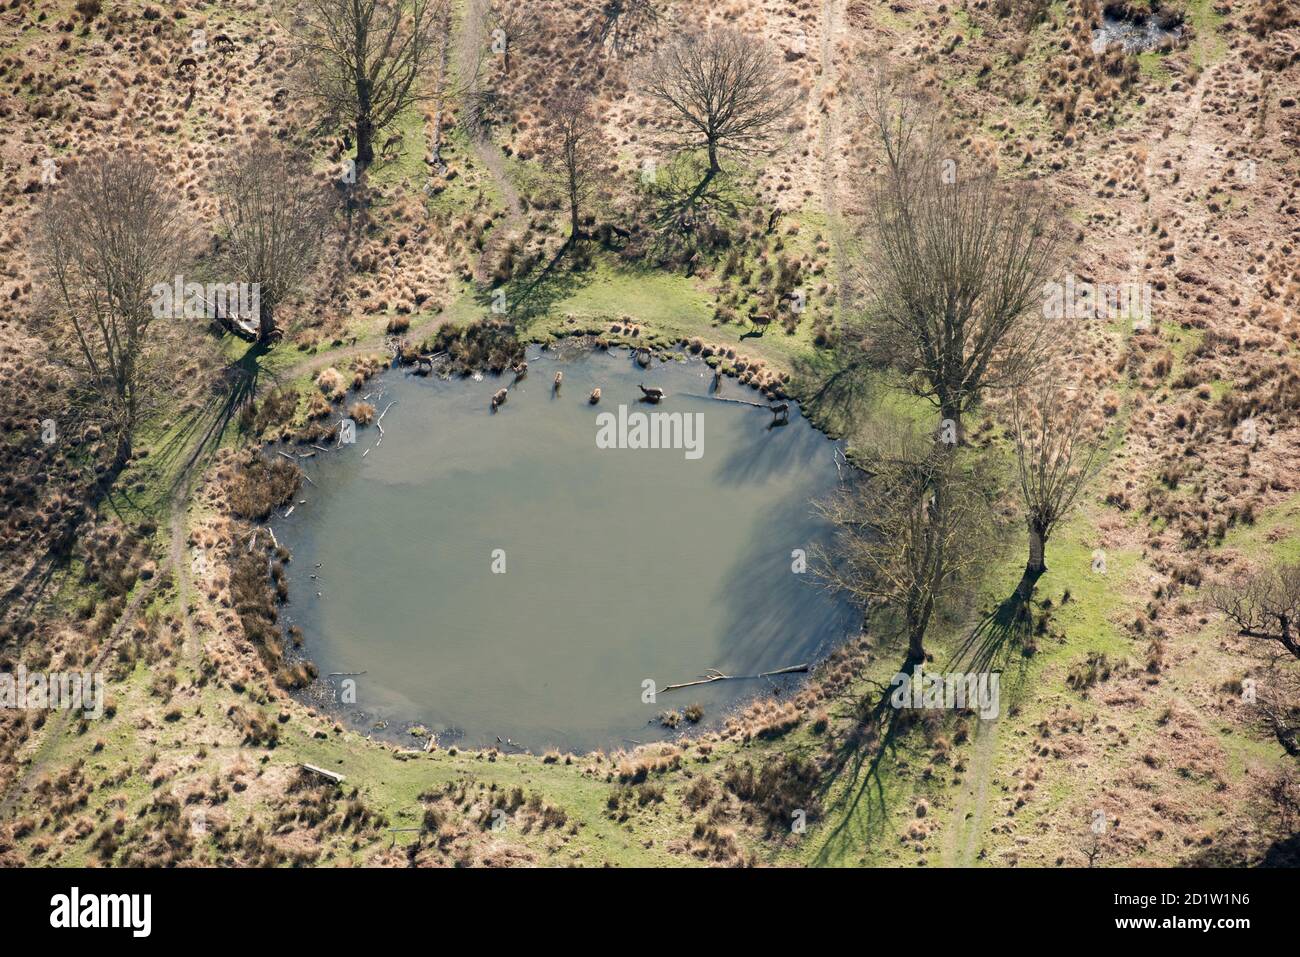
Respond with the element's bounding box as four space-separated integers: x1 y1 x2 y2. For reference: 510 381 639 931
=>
680 392 769 409
663 663 809 692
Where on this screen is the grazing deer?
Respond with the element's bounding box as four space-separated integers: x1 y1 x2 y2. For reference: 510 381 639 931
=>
639 383 665 403
253 38 275 68
491 388 508 411
381 131 404 157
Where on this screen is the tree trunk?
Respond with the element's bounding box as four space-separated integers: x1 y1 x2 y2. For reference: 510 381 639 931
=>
905 596 933 666
258 298 277 344
356 116 374 170
938 400 963 447
111 427 132 473
707 139 720 174
1016 520 1048 601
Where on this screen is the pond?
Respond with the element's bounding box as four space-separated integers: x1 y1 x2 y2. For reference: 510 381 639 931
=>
271 347 857 753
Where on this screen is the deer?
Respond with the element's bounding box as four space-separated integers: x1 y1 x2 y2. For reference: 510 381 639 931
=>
769 402 790 424
491 388 508 411
212 33 235 60
748 312 772 336
380 130 404 158
589 388 601 404
639 384 665 403
553 371 563 394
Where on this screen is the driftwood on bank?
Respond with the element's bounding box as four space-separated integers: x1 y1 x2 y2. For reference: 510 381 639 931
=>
663 663 809 692
299 762 345 785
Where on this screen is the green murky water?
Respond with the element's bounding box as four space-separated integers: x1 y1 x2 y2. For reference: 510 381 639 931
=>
273 348 854 752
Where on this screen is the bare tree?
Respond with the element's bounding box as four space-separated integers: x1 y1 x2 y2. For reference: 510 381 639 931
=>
1010 376 1102 600
1212 562 1300 756
815 425 996 665
295 0 450 171
488 0 534 77
539 89 607 245
35 153 190 465
1213 563 1300 660
849 80 1061 443
644 29 797 185
214 139 333 345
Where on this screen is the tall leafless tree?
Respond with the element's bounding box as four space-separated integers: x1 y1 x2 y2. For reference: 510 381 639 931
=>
1212 565 1300 755
644 29 797 185
1010 377 1102 600
849 79 1061 444
815 425 996 665
213 139 333 345
539 89 607 245
1213 563 1300 660
488 0 534 77
35 153 191 465
295 0 450 171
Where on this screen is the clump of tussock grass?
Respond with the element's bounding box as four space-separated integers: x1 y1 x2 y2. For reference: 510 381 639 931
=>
1067 651 1119 692
347 401 376 426
227 453 301 521
315 367 346 400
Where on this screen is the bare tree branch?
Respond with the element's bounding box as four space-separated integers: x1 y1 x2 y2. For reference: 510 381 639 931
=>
213 137 334 344
846 74 1062 443
34 153 192 464
1010 374 1103 598
294 0 451 170
644 29 798 178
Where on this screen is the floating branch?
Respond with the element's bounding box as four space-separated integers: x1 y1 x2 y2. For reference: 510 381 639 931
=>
376 400 397 436
680 392 769 409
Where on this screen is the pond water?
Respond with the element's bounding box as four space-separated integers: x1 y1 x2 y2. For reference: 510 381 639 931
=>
1091 7 1183 54
272 347 857 753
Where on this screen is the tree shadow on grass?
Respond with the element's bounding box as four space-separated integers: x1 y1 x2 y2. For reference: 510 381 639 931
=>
473 241 592 329
148 340 271 504
807 661 912 866
946 591 1036 675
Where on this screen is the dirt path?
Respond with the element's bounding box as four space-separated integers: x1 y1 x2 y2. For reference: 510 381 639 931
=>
817 0 846 307
456 0 524 284
939 716 999 866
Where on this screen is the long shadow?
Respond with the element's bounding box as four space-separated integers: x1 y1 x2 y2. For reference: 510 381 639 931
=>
152 340 270 499
808 668 912 866
947 591 1035 675
711 402 836 488
473 241 591 327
